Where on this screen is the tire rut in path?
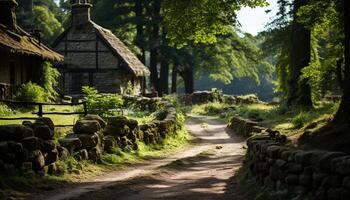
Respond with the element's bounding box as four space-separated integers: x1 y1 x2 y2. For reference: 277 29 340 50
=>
29 115 246 200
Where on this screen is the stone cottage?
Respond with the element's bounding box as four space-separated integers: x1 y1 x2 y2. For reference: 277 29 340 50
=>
0 0 64 99
52 0 150 95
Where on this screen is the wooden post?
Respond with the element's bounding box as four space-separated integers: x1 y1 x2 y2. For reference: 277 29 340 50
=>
83 102 88 116
38 104 43 117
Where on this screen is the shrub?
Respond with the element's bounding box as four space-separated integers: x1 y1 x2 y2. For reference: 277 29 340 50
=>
0 103 13 117
15 82 49 103
41 62 60 100
124 81 135 95
82 86 124 117
292 112 311 129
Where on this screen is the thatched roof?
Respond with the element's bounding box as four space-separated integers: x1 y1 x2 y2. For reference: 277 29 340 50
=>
93 23 150 77
0 24 64 61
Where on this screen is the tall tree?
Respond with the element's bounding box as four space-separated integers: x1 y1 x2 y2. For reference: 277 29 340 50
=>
334 0 350 123
287 0 312 107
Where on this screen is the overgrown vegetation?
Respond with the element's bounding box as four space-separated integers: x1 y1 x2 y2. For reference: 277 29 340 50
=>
191 100 338 137
82 86 124 118
15 82 49 103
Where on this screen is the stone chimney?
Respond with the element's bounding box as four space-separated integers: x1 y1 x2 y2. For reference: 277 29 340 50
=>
0 0 18 30
71 0 93 28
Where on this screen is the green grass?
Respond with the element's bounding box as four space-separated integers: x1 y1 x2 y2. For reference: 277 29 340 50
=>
190 101 338 137
0 105 82 126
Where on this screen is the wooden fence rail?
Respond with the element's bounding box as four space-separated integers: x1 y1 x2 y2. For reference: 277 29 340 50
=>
0 99 88 120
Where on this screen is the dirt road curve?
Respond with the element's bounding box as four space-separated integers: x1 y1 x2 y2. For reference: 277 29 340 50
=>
29 115 246 200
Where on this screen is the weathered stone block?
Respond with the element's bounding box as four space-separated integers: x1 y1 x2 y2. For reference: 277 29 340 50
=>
78 133 100 149
88 147 102 163
35 117 55 131
22 137 41 151
42 140 56 152
0 125 33 141
285 174 299 185
59 138 82 153
73 120 101 134
299 174 313 186
327 188 342 200
34 125 54 140
83 115 107 128
29 150 45 171
45 149 59 165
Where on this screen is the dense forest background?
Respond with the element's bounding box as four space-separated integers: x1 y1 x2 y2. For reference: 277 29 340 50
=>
14 0 276 101
14 0 347 105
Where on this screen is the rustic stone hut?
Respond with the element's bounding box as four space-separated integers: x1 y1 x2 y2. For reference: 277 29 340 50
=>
0 0 64 99
52 0 150 95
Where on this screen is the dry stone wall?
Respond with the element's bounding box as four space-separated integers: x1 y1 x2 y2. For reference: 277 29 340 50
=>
59 96 178 162
179 91 260 105
0 118 66 175
0 97 178 175
228 116 350 200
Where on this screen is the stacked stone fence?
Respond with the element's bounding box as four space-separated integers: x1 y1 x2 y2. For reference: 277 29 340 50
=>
0 118 66 175
58 97 178 160
228 116 350 200
179 91 260 105
0 97 179 175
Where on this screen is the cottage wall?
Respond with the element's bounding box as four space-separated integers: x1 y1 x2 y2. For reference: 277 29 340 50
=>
0 53 42 99
54 27 140 94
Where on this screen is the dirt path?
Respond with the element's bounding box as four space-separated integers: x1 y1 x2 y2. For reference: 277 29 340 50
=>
28 115 246 200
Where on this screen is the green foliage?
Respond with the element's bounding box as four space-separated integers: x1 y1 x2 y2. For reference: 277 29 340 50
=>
41 62 60 101
0 104 13 117
32 6 64 43
162 0 268 47
194 29 274 85
291 112 311 129
124 81 135 95
15 82 49 103
82 86 124 117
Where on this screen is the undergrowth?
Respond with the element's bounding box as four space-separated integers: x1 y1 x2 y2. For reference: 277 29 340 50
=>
191 101 338 136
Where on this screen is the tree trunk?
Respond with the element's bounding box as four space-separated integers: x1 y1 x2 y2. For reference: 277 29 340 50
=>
287 0 313 107
183 66 194 94
171 64 178 93
135 0 145 63
334 0 350 123
159 60 169 96
336 58 344 89
149 0 161 92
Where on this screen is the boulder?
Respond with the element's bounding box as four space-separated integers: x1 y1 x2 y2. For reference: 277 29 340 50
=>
88 147 102 163
59 138 82 153
35 117 55 131
107 116 129 127
29 150 45 171
48 163 58 175
285 174 299 185
75 149 88 161
22 121 33 128
103 136 117 153
0 125 33 141
0 142 8 154
104 125 130 137
57 146 69 159
73 120 101 134
45 149 59 165
127 119 139 130
34 125 54 140
42 140 56 152
78 133 100 149
83 115 107 128
21 137 41 151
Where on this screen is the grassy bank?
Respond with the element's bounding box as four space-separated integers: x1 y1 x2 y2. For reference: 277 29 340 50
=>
190 101 338 137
